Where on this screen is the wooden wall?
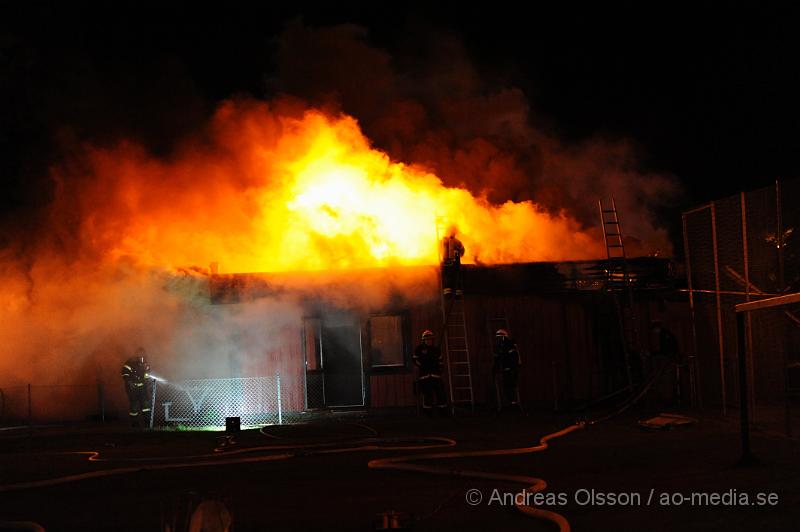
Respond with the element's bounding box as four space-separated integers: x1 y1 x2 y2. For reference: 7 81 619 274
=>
234 290 692 412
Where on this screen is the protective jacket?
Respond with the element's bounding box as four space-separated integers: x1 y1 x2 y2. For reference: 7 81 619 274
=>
442 236 465 265
121 357 150 387
493 337 521 372
414 343 443 378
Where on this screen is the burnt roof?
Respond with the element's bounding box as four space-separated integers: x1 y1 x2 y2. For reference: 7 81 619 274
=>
209 257 676 304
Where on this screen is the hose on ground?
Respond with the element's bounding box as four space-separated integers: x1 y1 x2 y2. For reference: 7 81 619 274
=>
0 437 454 493
369 362 680 532
0 363 676 531
369 423 585 532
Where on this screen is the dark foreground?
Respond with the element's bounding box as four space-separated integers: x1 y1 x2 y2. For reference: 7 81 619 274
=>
0 407 798 532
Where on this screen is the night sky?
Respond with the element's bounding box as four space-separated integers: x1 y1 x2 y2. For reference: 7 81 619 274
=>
2 2 799 255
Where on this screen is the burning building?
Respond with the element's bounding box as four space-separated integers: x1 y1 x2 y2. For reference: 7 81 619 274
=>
0 99 680 426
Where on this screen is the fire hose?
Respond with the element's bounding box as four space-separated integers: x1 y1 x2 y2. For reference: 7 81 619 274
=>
367 362 676 532
0 437 456 492
0 363 675 531
369 423 584 531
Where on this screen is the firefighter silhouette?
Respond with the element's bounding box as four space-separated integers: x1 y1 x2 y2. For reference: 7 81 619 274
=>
121 347 152 428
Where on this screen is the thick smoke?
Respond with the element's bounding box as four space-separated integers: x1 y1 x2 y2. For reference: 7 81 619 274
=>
0 19 679 420
0 241 305 418
272 20 679 256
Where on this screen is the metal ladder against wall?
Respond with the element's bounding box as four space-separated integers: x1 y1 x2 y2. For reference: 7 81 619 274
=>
442 295 475 411
435 216 475 412
598 198 638 390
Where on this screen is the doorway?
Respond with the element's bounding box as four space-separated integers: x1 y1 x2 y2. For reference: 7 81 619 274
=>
303 313 365 409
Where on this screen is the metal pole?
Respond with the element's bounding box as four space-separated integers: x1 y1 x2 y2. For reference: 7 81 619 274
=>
711 203 727 415
682 213 701 408
737 311 756 465
776 180 791 436
149 380 157 430
277 374 283 425
776 180 785 289
741 192 756 420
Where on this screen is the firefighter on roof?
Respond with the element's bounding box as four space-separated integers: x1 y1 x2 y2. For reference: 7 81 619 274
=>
121 347 152 428
413 330 449 416
441 230 465 297
493 329 522 411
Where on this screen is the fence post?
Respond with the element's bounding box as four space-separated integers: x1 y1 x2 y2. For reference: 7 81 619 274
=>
276 374 282 425
149 380 158 430
737 311 756 465
711 202 727 415
682 212 701 409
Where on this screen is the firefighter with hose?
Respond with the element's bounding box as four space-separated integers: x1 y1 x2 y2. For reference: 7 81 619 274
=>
121 347 153 428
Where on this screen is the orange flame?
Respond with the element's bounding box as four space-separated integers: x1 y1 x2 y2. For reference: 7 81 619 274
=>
51 99 604 273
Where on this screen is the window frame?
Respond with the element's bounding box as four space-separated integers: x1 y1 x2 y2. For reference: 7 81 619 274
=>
366 312 411 374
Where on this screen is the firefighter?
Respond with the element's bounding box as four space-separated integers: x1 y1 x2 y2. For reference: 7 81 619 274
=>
413 330 448 416
121 347 152 428
441 231 465 297
493 329 522 411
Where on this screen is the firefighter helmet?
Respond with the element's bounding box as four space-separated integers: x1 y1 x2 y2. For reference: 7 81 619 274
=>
495 329 509 338
421 330 434 340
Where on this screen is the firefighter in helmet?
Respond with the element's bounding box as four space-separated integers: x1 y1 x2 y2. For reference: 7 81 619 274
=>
441 230 465 297
493 329 522 411
413 330 448 416
121 347 152 428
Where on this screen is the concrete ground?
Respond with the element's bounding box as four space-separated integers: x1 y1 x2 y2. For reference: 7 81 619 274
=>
0 405 798 531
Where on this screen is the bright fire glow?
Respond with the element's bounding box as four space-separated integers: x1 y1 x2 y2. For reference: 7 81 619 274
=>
50 100 604 273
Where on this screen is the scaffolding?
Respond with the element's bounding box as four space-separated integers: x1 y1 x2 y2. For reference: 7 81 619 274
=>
682 179 800 434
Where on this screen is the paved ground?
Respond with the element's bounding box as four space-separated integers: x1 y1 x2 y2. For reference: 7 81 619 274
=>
0 405 798 531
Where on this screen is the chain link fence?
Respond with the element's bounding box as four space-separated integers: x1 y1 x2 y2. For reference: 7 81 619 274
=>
151 376 286 429
683 179 800 435
1 375 305 429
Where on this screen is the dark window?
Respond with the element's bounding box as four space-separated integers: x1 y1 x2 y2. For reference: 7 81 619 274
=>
369 315 405 368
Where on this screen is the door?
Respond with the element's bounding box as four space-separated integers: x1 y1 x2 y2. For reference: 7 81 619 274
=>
302 314 365 408
321 313 364 407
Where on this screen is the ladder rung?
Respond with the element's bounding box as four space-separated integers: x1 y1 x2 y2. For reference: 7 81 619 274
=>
455 387 473 390
452 361 470 364
601 210 617 214
607 244 624 248
604 221 619 224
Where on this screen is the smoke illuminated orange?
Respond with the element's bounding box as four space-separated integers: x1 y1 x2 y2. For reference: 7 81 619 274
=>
51 100 604 274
